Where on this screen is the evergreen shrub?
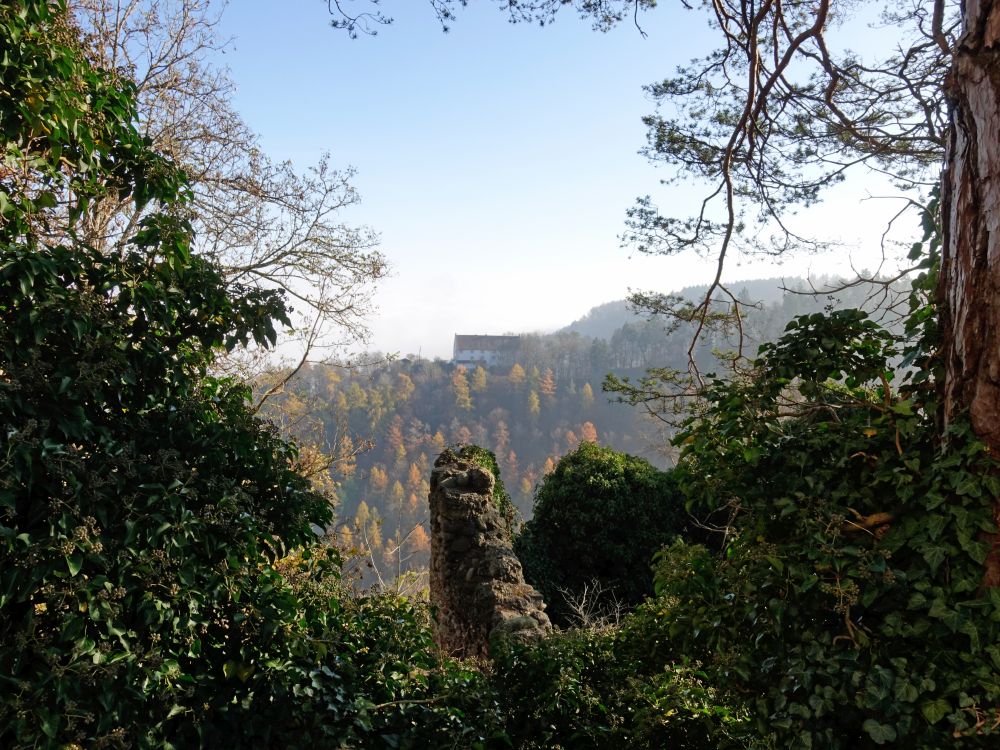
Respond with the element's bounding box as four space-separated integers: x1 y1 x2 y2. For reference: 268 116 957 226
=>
515 443 686 627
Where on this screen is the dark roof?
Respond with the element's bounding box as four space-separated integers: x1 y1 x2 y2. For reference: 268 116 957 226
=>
453 335 520 352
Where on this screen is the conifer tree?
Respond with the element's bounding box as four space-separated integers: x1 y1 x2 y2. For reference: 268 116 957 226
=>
528 390 541 418
471 365 488 392
409 524 431 554
451 365 473 411
529 366 542 391
407 462 423 491
539 367 557 401
508 362 526 388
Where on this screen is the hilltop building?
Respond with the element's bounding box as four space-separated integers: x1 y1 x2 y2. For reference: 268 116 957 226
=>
452 335 520 367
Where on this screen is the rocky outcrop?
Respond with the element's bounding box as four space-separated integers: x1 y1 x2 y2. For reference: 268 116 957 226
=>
428 449 552 658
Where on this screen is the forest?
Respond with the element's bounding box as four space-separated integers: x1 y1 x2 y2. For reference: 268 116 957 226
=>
268 276 907 591
3 1 1000 749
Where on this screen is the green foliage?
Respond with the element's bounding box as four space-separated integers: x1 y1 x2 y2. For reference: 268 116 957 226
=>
489 622 748 749
0 4 494 747
660 241 1000 748
267 553 502 749
515 443 686 627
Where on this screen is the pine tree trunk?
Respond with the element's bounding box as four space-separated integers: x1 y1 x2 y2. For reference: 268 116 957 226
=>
939 0 1000 586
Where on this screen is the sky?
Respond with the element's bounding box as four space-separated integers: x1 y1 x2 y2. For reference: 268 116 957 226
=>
215 1 914 360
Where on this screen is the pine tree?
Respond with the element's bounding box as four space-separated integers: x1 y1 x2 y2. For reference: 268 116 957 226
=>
395 372 415 401
494 420 511 458
509 362 526 388
529 366 542 391
346 381 368 409
507 450 520 479
409 524 431 554
539 367 557 401
451 365 473 411
406 462 423 491
565 430 579 451
528 390 541 418
454 424 473 445
471 365 488 392
386 416 404 451
431 430 447 454
519 476 533 498
369 465 388 491
354 500 371 529
390 480 405 512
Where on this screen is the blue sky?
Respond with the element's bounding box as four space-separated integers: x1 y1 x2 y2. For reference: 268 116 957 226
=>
216 1 909 360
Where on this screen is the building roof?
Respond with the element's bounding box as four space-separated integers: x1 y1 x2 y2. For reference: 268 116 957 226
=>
453 334 520 352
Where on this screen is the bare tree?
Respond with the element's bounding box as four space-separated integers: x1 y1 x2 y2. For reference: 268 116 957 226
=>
326 1 954 393
557 578 627 630
71 0 387 380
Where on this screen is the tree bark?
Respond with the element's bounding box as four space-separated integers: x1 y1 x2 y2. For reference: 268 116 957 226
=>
939 0 1000 586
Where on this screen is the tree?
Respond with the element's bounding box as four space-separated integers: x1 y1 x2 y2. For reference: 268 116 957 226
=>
580 382 595 409
409 524 431 555
407 462 424 491
71 0 387 390
564 430 579 451
390 480 406 512
529 365 542 391
369 465 389 491
451 365 473 411
935 1 1000 586
364 0 987 415
470 364 488 392
579 421 599 444
431 429 447 453
527 389 541 418
514 444 686 627
354 499 372 529
509 362 527 388
653 307 1000 747
0 4 329 743
539 367 557 401
390 1 1000 584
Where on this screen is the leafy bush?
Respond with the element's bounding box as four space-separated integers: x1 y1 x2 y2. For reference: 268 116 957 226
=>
489 621 747 749
515 443 686 626
658 300 1000 747
0 5 494 747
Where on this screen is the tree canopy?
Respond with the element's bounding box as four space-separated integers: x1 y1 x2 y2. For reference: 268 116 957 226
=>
0 3 488 746
515 443 686 627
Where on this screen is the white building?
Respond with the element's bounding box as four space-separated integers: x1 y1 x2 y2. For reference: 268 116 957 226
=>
452 335 520 367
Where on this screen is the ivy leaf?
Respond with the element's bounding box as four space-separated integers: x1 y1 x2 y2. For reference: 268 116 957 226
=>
862 719 897 744
894 681 919 702
921 699 951 725
922 545 946 574
66 553 83 577
925 514 948 541
39 709 58 738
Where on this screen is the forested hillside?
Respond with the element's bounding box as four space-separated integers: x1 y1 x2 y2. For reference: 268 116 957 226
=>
261 276 907 588
9 1 1000 748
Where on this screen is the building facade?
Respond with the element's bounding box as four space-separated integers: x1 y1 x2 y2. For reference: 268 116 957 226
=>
452 335 521 367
